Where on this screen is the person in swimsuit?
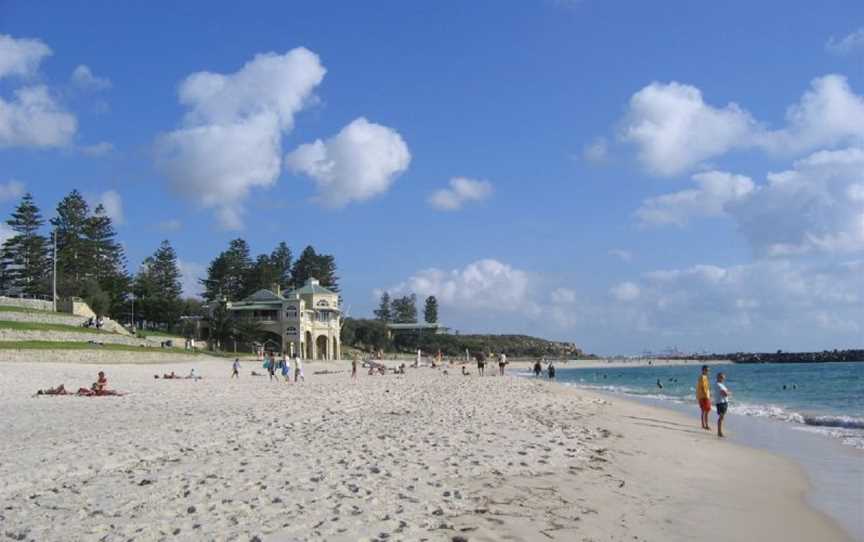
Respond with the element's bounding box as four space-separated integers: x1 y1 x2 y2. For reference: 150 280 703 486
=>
713 372 731 437
475 352 486 376
533 360 542 378
498 352 507 376
351 355 358 379
696 365 712 430
36 384 67 395
93 371 107 392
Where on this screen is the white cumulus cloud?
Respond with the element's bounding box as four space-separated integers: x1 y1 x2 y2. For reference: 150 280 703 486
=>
0 35 77 149
88 190 124 225
0 85 77 148
826 28 864 55
636 171 755 226
156 48 326 229
71 65 111 91
286 117 411 208
428 177 493 211
178 260 206 298
0 34 51 79
381 258 535 314
610 260 864 350
620 75 864 176
610 281 640 302
728 147 864 256
0 179 25 201
621 81 757 176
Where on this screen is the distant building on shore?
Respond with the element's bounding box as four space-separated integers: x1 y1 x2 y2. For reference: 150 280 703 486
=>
214 277 342 360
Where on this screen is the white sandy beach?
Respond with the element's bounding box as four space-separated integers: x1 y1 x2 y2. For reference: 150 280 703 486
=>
0 358 850 542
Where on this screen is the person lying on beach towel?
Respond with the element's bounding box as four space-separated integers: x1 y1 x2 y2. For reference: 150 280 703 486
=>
75 387 123 396
36 384 68 395
74 371 123 395
155 371 179 379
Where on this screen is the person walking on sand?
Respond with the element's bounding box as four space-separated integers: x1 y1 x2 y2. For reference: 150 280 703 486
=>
498 352 507 376
281 352 292 382
351 354 358 379
533 359 542 378
696 365 712 430
231 358 240 378
294 354 304 382
714 372 731 437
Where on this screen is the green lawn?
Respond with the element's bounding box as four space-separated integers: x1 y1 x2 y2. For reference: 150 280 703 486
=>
139 329 182 338
0 319 116 335
0 305 55 315
0 340 204 355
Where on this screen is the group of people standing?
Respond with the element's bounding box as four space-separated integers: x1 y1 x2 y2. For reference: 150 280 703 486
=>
232 353 305 382
696 364 731 437
532 359 556 379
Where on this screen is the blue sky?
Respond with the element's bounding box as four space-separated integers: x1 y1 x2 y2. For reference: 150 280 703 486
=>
1 1 863 354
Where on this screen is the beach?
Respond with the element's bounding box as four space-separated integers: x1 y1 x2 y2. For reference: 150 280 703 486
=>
0 359 851 542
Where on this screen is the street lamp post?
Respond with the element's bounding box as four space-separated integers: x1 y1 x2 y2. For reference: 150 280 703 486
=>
52 228 57 313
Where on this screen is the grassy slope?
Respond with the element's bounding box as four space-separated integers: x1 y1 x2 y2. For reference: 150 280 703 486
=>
0 305 55 315
0 320 115 335
0 340 207 355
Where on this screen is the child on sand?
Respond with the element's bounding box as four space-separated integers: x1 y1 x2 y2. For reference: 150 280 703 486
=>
231 359 240 378
696 365 712 430
714 372 731 437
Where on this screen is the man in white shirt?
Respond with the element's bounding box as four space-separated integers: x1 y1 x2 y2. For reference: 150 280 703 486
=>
713 372 731 438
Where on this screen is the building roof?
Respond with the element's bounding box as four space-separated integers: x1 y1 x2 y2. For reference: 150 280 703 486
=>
229 304 278 311
245 289 285 302
288 278 337 296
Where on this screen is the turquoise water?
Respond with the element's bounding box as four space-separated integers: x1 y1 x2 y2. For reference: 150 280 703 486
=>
552 361 864 448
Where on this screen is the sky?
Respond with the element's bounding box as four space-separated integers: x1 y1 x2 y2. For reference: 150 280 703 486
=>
0 0 863 355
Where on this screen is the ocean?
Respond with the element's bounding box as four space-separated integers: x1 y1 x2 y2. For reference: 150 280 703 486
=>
553 361 864 449
541 361 864 540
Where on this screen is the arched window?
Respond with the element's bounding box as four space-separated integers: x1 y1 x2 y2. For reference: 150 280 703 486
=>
316 299 329 307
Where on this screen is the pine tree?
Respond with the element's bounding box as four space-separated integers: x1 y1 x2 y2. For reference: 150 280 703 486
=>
201 253 230 302
391 294 417 323
1 193 50 295
201 238 252 301
247 254 278 293
84 204 130 316
423 295 438 324
51 190 91 295
291 245 339 291
374 292 392 322
270 242 292 291
134 240 183 327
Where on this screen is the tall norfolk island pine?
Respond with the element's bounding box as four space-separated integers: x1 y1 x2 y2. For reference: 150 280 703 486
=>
1 193 50 295
51 190 130 316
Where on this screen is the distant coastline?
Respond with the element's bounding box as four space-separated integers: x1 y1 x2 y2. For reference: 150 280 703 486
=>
680 349 863 364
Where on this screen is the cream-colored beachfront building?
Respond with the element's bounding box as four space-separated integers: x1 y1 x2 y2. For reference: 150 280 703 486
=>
225 278 341 360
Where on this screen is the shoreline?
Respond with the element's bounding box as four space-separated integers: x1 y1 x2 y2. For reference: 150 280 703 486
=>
0 360 851 541
541 370 863 541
